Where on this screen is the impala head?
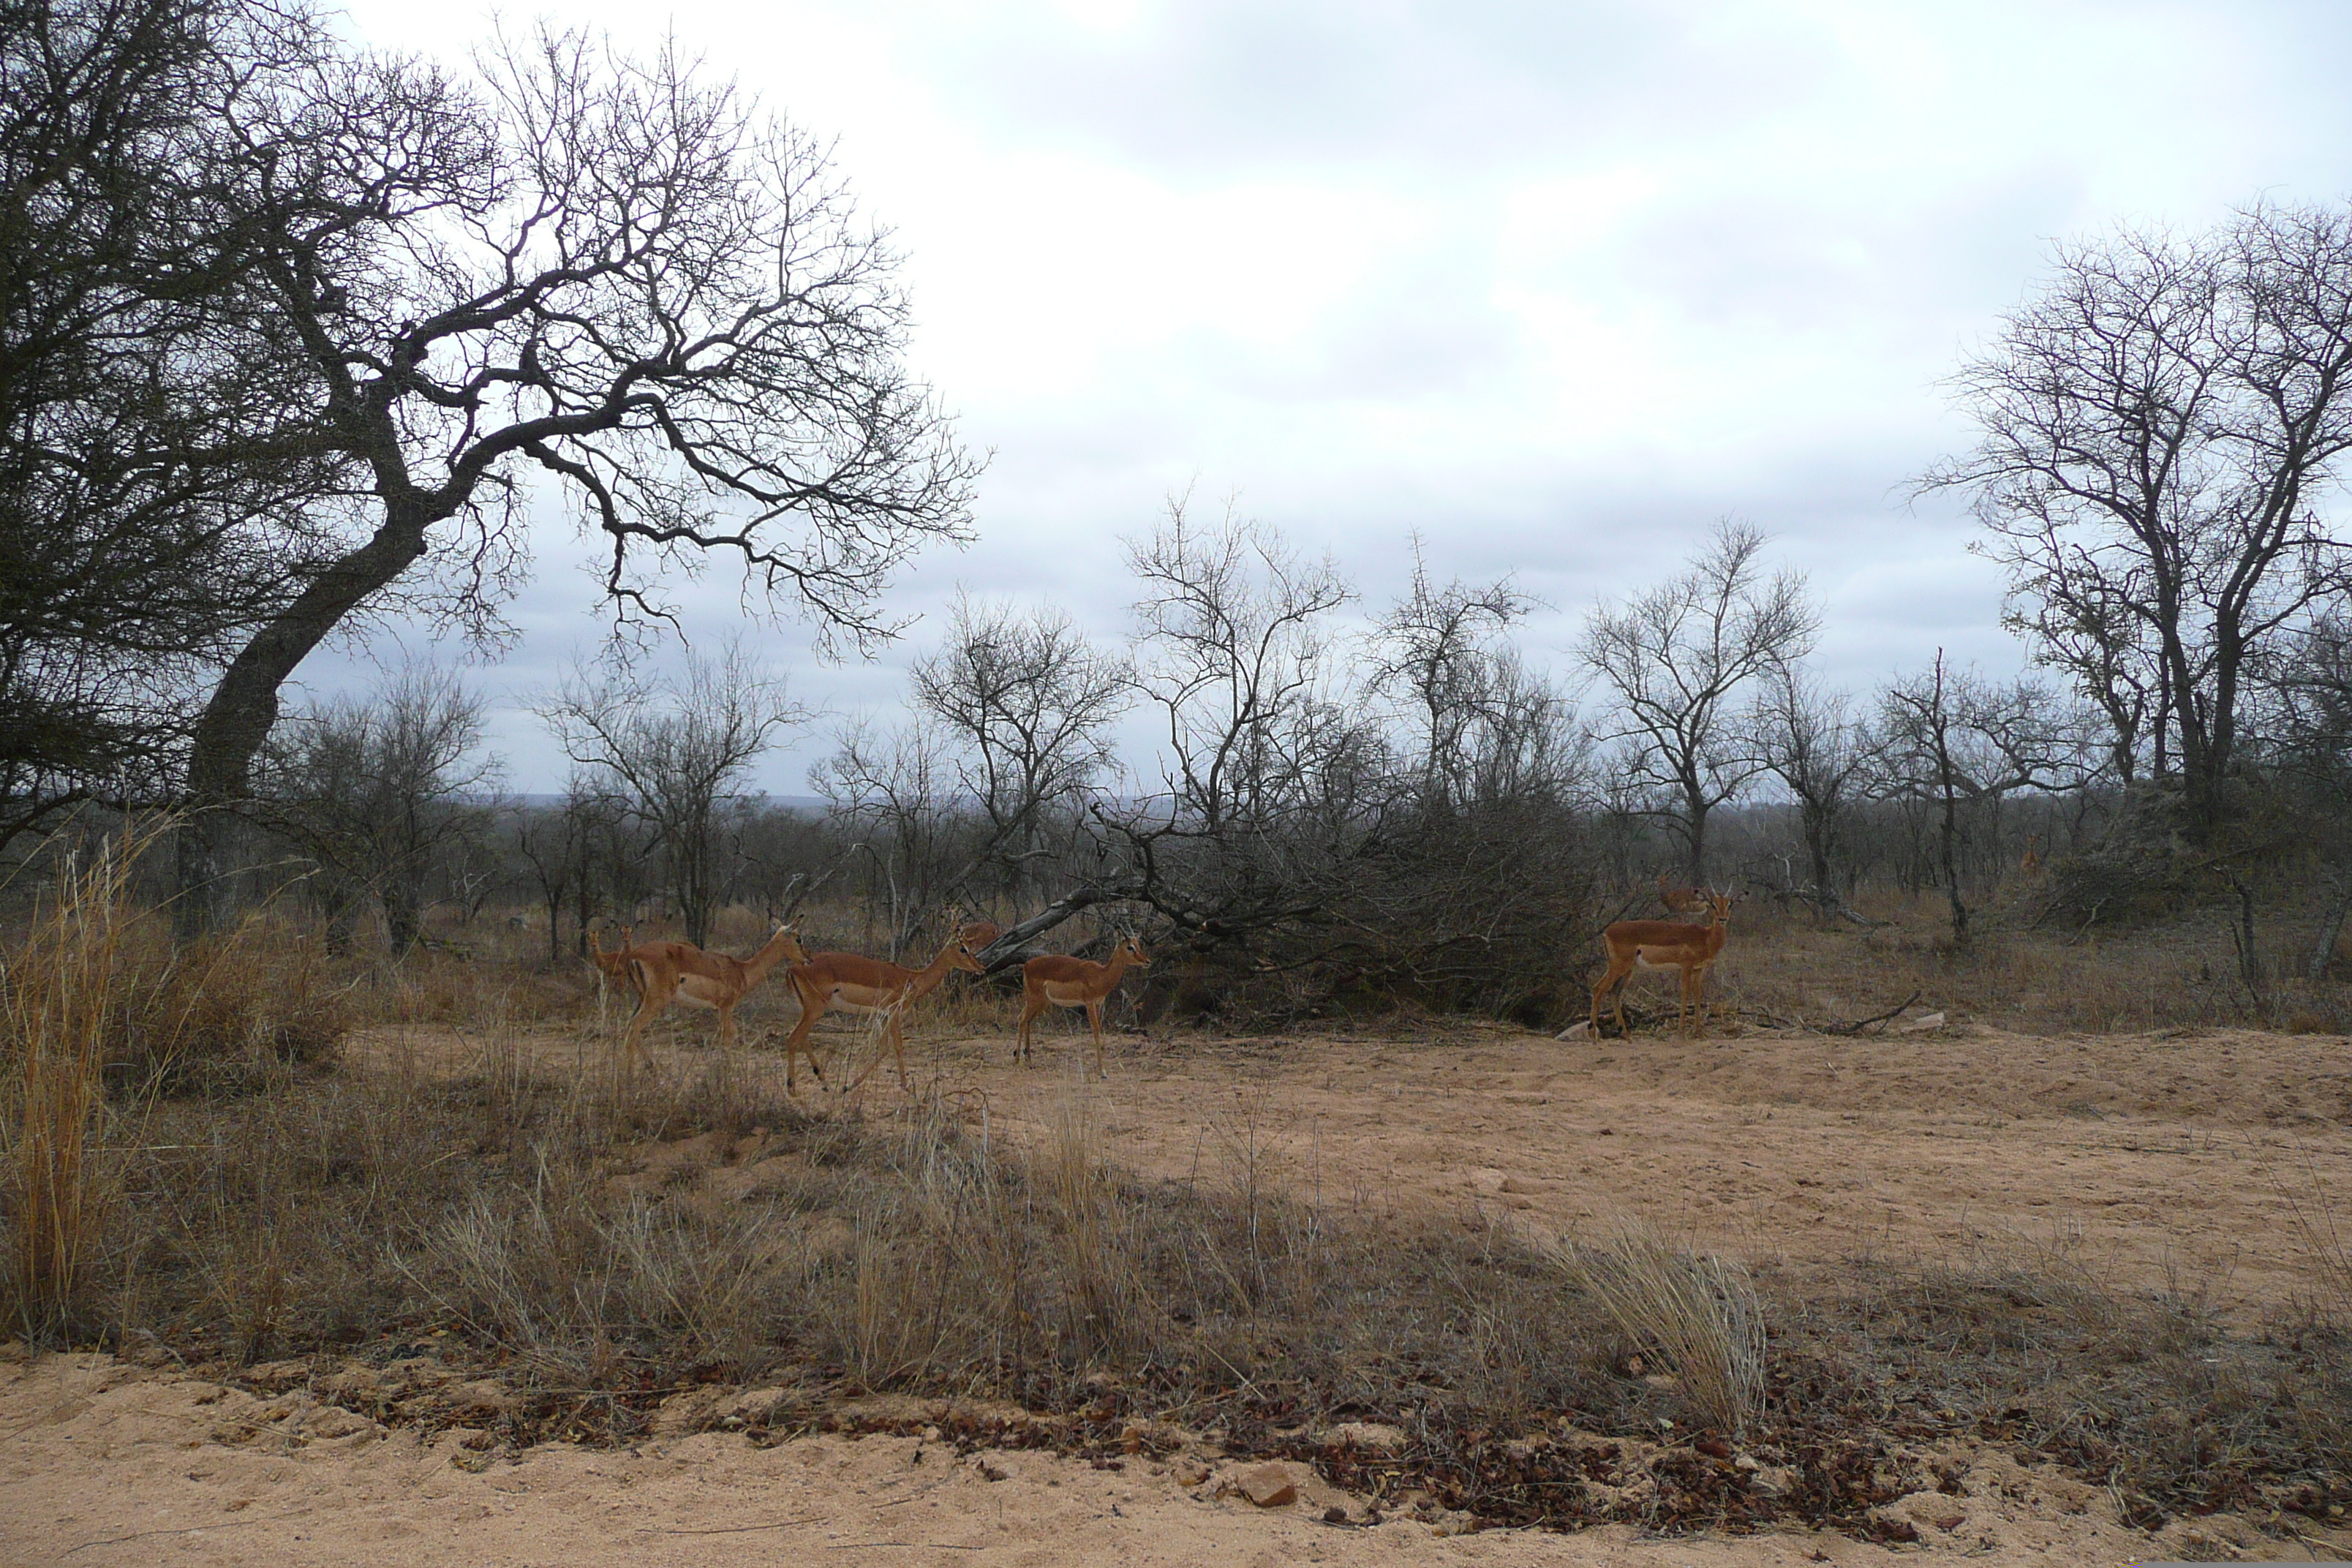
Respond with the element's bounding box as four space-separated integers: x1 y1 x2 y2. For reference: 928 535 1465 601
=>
761 924 810 965
1117 933 1151 967
947 935 985 974
958 919 1003 951
1707 890 1737 923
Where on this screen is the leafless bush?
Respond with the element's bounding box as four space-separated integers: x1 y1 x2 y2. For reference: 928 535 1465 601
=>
256 663 497 957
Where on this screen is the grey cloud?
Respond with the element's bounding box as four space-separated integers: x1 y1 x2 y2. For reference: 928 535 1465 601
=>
908 1 1822 180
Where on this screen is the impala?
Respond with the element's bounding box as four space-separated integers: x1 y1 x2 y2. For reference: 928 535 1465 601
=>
1656 872 1710 914
587 924 644 1029
1014 934 1151 1079
588 922 639 992
617 925 809 1074
1589 891 1735 1039
779 930 985 1094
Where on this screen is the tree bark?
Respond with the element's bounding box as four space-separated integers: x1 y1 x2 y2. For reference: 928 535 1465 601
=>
174 502 431 938
971 886 1134 973
2308 875 2352 981
382 883 421 958
1682 788 1710 886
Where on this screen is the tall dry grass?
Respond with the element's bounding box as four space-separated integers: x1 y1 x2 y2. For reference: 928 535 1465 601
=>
112 911 350 1094
1 835 138 1340
2269 1140 2352 1331
1712 886 2352 1035
1553 1215 1766 1435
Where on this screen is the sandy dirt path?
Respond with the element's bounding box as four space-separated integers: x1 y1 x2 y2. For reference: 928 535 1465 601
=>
5 1351 2337 1567
766 1018 2352 1320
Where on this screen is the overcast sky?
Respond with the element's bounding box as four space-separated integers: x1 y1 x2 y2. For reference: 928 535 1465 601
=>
325 0 2352 796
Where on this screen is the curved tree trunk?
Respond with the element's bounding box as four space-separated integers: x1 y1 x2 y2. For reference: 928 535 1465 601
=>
174 503 431 939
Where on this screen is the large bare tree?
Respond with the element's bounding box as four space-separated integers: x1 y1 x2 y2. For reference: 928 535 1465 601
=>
0 0 355 841
173 28 977 930
1579 519 1817 883
1928 202 2352 833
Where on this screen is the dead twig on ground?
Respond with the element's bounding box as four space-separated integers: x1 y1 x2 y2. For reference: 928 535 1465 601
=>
1820 992 1921 1036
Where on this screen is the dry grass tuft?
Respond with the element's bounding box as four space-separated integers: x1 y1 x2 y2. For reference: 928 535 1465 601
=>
110 911 350 1094
1554 1215 1766 1435
1 834 139 1339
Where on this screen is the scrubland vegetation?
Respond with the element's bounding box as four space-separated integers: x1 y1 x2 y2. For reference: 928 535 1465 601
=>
5 0 2352 1551
0 837 2346 1543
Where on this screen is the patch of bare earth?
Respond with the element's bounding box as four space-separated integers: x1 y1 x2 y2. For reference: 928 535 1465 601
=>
931 1019 2352 1322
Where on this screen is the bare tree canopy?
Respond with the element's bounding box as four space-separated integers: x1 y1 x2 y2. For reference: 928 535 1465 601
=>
1751 661 1877 923
0 0 356 840
1876 652 2088 943
1126 494 1354 840
1928 201 2352 832
1369 540 1547 816
1580 519 1817 883
911 593 1127 892
256 661 496 955
173 25 978 930
540 638 802 947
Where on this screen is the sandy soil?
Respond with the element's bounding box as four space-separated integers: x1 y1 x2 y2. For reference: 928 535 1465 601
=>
6 1014 2348 1565
855 1016 2352 1320
6 1350 2342 1567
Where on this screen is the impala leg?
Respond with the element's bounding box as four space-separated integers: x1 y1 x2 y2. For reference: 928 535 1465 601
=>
1085 998 1107 1079
620 967 671 1077
780 1026 826 1096
1017 985 1047 1065
1604 957 1635 1036
781 986 826 1096
843 1005 911 1094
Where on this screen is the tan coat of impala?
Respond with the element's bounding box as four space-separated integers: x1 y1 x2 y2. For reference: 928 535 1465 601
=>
617 926 809 1074
1655 872 1711 914
587 924 641 1000
779 932 985 1093
1589 892 1735 1039
1015 935 1150 1079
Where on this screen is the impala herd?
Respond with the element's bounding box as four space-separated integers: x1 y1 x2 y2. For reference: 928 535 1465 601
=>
589 914 1156 1091
587 870 1736 1090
